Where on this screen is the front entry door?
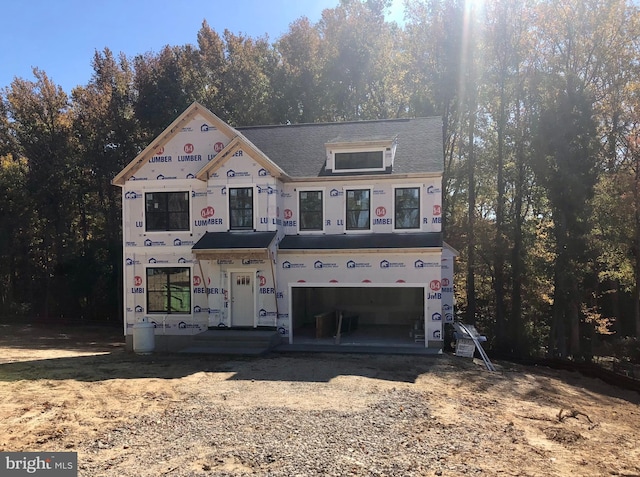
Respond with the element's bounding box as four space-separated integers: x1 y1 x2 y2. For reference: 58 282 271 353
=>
230 271 255 327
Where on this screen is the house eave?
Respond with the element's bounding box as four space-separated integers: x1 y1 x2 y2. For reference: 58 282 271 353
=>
324 138 396 149
288 171 443 183
277 247 443 254
193 249 271 259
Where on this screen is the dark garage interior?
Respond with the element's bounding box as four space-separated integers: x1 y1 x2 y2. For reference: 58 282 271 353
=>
291 286 426 346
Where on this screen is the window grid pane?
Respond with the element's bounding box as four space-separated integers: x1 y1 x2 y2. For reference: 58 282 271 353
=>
146 267 191 314
395 187 420 229
229 187 253 229
346 189 370 230
335 151 383 170
299 190 323 231
145 192 189 231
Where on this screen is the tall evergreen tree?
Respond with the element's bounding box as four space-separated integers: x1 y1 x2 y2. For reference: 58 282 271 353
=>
5 69 78 318
72 48 142 320
533 77 598 358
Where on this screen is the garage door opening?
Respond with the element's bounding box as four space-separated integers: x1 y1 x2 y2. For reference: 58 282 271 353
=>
291 285 426 347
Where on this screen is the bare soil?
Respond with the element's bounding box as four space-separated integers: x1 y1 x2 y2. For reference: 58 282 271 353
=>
0 323 639 477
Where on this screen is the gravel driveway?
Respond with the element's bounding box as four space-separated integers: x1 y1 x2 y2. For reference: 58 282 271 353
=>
1 324 639 477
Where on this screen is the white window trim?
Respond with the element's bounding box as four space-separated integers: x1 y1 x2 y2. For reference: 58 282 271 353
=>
344 185 373 234
227 184 257 231
392 184 423 232
142 186 193 235
143 263 193 316
297 186 326 234
328 147 386 173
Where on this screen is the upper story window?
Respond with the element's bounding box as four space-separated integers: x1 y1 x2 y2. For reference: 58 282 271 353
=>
299 190 324 231
146 267 191 314
346 189 370 230
325 137 397 174
145 191 189 232
335 151 383 171
229 187 253 230
394 187 420 229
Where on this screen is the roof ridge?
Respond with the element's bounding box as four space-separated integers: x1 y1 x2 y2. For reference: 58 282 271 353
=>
237 116 440 130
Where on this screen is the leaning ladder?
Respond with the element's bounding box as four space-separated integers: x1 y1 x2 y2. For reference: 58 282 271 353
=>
457 323 496 372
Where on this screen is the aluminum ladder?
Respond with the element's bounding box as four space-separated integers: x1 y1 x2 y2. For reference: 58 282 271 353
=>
456 323 496 372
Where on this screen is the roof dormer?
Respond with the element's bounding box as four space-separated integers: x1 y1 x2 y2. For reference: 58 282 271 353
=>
325 135 397 174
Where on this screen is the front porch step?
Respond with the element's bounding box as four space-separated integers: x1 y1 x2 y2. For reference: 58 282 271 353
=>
179 329 282 355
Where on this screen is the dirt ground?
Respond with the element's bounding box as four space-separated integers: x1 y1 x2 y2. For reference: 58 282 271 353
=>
0 323 639 477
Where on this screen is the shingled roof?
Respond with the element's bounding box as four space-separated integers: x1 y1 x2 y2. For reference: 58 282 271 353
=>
237 117 443 178
192 231 277 250
279 232 443 250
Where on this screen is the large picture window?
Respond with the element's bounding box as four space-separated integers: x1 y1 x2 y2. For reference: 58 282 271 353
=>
229 187 253 230
346 189 370 230
145 191 189 232
299 190 323 231
394 187 420 229
335 151 383 171
146 267 191 314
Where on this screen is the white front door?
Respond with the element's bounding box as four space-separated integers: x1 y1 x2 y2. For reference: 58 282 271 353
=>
230 271 255 327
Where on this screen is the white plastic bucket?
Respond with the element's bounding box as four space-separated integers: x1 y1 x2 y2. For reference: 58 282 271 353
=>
133 317 155 354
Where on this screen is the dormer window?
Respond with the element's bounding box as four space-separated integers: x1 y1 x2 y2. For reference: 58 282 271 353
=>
335 151 384 171
325 136 397 174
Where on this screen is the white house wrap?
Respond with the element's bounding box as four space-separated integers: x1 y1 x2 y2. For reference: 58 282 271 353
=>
113 102 456 351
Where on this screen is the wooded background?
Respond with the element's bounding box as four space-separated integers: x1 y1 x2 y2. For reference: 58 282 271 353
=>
1 0 639 361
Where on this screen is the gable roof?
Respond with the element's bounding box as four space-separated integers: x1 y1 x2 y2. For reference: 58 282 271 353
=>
112 102 236 185
113 103 444 185
238 117 443 178
194 135 287 181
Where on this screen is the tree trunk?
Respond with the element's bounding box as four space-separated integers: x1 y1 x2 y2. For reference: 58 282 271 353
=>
568 279 581 358
510 72 527 356
635 230 640 337
494 76 507 350
551 209 570 358
466 106 477 325
512 136 525 355
635 158 640 337
464 9 477 326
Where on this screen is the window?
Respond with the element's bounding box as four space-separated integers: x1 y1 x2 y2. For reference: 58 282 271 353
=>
335 151 383 171
395 187 420 229
229 187 253 230
146 267 191 314
299 190 323 231
145 192 190 232
346 189 370 230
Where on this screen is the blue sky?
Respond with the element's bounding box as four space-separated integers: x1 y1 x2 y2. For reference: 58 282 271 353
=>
1 0 405 94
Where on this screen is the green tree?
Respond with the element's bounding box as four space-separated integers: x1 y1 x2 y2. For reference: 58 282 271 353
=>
317 0 404 121
134 44 205 136
0 154 31 316
219 30 279 126
274 17 324 123
533 77 598 358
4 69 78 318
72 48 142 320
196 21 227 114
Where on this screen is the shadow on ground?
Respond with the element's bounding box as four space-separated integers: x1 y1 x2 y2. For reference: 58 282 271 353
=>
0 349 456 384
1 323 638 404
0 322 452 384
0 323 124 353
